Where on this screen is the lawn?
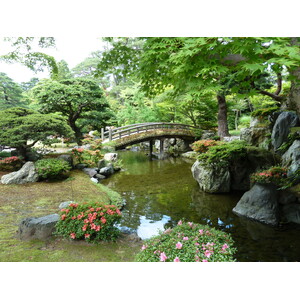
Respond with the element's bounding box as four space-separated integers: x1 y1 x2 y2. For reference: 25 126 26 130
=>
0 170 142 262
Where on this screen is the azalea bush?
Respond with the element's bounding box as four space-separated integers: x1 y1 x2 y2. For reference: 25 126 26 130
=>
0 156 23 171
191 140 222 153
135 221 236 262
35 158 71 180
71 147 103 167
55 201 122 242
250 166 288 187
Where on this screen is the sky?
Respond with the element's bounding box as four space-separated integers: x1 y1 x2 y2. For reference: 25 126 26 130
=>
0 37 105 83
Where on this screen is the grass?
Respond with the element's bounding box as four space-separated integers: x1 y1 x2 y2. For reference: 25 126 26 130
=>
0 170 142 262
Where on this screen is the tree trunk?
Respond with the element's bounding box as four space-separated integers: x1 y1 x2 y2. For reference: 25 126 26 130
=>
69 120 83 146
217 94 230 138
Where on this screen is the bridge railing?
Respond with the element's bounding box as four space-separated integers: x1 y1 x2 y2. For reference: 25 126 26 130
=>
101 122 198 141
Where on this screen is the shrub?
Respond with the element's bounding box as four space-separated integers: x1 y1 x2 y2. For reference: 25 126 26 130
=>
135 221 236 262
251 107 279 119
191 140 222 153
250 166 288 187
71 148 103 167
35 158 71 180
0 156 23 171
238 115 251 129
55 201 122 242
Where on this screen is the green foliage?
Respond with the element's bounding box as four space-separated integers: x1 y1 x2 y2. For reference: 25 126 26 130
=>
0 107 73 158
71 148 103 167
250 166 288 187
35 158 71 180
0 72 25 110
278 127 300 154
32 78 113 144
251 106 279 118
135 221 236 262
198 140 250 167
238 115 251 128
55 202 122 242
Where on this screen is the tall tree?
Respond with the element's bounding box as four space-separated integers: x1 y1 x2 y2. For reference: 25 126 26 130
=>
32 78 113 144
0 72 24 110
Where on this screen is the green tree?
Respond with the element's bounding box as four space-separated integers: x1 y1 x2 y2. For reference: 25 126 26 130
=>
1 37 58 78
32 78 113 144
0 107 73 159
0 72 25 110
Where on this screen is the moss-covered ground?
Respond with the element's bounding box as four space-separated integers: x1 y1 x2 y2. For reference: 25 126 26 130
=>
0 170 142 262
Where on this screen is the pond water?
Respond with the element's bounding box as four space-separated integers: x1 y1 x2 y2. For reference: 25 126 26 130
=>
103 150 300 262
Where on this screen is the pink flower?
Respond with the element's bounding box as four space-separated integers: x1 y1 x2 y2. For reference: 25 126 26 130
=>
176 242 183 249
194 242 200 246
160 252 167 262
84 233 90 238
141 245 147 250
183 237 189 241
173 257 180 262
199 229 204 235
70 232 76 239
204 250 212 258
188 222 193 227
177 220 182 225
202 259 208 262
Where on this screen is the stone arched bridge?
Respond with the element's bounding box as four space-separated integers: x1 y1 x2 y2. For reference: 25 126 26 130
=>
101 122 198 154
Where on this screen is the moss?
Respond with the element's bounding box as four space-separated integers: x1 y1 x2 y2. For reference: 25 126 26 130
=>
0 170 140 262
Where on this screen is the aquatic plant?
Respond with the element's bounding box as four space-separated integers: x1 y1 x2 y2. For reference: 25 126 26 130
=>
135 221 236 262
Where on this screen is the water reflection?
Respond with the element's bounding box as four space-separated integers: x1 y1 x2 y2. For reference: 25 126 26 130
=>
137 215 171 239
102 150 300 261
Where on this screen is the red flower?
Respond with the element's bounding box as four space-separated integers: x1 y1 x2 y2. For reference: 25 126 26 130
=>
84 233 90 239
101 217 107 224
61 214 66 220
70 232 76 239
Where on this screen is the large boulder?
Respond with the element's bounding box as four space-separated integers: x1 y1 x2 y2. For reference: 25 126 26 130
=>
191 160 231 193
282 204 300 224
99 164 114 177
82 167 98 178
0 161 39 184
271 111 299 151
104 153 118 162
58 154 73 168
282 140 300 176
240 126 271 149
232 183 280 226
18 214 59 240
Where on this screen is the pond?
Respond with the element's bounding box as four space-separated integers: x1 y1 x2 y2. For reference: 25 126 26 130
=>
103 150 300 262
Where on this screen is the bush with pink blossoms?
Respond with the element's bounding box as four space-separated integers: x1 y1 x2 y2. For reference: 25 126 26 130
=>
135 221 236 262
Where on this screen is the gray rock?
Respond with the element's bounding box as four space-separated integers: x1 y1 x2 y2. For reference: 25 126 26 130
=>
0 161 39 184
271 111 299 150
233 183 279 226
99 164 114 177
278 190 298 205
181 151 198 159
58 154 73 168
59 201 74 209
282 140 300 175
75 163 88 170
95 174 106 180
282 203 300 224
191 160 231 193
18 214 59 240
201 130 217 140
97 159 106 169
82 168 98 178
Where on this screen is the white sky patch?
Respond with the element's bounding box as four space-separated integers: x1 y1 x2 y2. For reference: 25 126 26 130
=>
0 37 105 83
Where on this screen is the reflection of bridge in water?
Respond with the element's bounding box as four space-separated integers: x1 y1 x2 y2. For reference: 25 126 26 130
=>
101 122 197 155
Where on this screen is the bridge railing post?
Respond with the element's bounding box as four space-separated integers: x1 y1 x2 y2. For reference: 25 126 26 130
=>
101 128 104 140
109 128 112 141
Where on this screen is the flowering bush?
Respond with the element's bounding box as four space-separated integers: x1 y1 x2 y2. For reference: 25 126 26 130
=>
82 135 103 151
0 156 23 171
135 221 236 262
71 148 103 167
250 166 288 187
35 158 71 180
191 140 222 153
55 201 122 242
